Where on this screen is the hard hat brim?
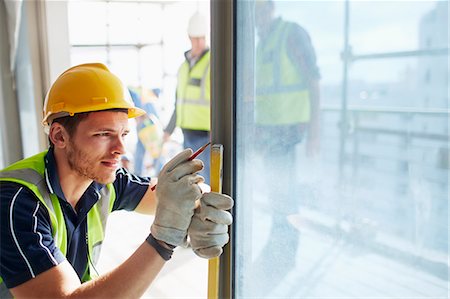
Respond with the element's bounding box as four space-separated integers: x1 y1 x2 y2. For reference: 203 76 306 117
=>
128 106 147 119
42 106 147 127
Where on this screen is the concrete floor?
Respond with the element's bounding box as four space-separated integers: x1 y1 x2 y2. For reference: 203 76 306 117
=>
97 210 208 298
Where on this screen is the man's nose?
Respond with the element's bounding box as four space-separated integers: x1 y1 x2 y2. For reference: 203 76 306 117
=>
112 136 126 155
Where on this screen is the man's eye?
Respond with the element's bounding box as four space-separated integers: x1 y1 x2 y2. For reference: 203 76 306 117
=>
95 133 109 137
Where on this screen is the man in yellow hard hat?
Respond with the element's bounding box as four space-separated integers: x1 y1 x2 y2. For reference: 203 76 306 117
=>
0 63 233 298
164 12 211 184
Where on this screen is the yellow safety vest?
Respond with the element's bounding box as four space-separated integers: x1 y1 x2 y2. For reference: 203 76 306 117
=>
255 19 311 125
176 50 211 131
0 151 116 296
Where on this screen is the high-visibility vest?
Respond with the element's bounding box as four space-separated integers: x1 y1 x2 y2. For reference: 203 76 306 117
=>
255 20 311 125
0 151 115 296
176 50 211 131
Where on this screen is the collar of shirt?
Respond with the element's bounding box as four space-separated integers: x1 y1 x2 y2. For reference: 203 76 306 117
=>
185 48 210 67
44 147 104 220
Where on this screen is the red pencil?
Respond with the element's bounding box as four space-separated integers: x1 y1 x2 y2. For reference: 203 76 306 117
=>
187 141 211 161
150 142 211 191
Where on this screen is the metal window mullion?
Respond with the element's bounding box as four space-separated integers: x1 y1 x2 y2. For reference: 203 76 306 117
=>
350 48 448 62
211 0 235 298
339 0 351 180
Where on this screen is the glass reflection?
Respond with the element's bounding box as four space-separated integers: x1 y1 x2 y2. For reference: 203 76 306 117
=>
249 0 321 295
235 1 448 298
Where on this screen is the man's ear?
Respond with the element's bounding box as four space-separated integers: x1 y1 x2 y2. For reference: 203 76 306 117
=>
48 123 69 148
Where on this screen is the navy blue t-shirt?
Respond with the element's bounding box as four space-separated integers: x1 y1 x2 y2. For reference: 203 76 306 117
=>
0 148 151 288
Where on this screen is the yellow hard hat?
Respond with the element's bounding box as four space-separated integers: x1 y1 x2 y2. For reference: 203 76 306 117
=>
42 63 146 127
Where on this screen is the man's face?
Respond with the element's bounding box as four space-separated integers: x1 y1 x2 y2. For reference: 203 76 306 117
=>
65 111 129 184
190 36 206 58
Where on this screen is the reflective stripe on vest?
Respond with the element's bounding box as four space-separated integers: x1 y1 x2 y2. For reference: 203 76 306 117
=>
0 151 115 295
0 168 67 252
255 20 311 125
176 50 211 131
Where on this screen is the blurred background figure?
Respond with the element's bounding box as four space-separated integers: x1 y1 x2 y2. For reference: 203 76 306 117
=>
163 12 211 184
129 88 165 176
251 0 321 293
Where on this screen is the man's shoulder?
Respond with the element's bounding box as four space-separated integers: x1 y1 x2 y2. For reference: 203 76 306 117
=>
111 168 151 211
0 183 60 290
0 181 50 226
1 151 48 173
114 168 151 187
0 181 42 208
282 20 309 40
178 58 190 73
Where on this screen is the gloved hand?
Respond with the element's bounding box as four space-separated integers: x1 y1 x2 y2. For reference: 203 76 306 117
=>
151 149 204 247
188 192 234 258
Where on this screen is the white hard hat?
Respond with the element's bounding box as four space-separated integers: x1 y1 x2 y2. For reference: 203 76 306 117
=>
188 12 207 37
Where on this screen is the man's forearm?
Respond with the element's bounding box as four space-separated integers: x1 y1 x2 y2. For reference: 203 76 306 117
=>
71 241 165 298
11 241 166 298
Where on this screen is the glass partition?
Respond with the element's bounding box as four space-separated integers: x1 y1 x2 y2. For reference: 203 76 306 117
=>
234 1 448 298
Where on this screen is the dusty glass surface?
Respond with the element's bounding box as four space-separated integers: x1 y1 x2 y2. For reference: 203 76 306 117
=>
235 1 448 298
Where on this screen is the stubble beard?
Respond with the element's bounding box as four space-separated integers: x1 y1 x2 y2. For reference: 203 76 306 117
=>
66 141 114 184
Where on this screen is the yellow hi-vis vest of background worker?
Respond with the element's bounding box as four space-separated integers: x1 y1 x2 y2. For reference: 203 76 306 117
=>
255 20 311 125
176 50 211 131
0 151 116 295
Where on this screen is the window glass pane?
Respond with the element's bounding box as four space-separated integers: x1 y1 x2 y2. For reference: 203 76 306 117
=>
15 15 40 158
70 47 108 66
109 47 140 87
235 1 448 298
141 45 164 89
138 3 164 44
349 1 446 53
68 2 107 45
109 3 140 44
350 56 447 108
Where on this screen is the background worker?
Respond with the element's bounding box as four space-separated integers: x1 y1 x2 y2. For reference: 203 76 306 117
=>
164 12 211 184
129 88 164 176
0 63 233 298
251 0 321 293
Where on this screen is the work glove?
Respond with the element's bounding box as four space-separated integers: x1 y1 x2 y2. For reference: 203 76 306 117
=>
188 192 234 258
151 149 204 247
